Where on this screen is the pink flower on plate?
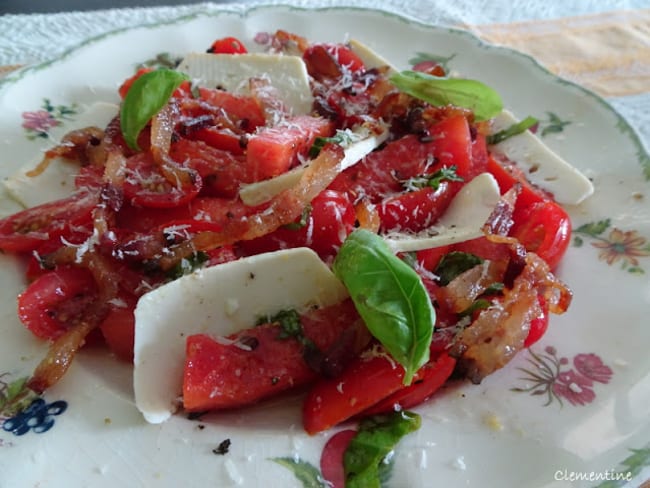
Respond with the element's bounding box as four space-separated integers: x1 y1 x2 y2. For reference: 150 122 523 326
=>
552 370 596 406
21 110 59 132
573 353 613 384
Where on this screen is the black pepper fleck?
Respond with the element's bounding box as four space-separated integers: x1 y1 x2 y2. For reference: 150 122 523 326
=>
212 438 231 455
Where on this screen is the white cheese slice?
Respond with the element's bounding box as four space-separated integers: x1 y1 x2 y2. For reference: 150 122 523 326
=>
348 39 398 73
489 110 594 205
3 102 119 208
238 124 389 206
133 247 349 424
177 53 314 116
384 172 501 252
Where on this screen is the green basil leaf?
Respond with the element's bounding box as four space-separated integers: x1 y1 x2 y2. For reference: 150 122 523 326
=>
486 115 538 145
344 411 421 488
434 251 483 286
120 68 189 150
390 70 503 121
333 229 435 385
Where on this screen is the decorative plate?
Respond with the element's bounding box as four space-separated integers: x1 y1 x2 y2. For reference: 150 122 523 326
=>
1 5 649 487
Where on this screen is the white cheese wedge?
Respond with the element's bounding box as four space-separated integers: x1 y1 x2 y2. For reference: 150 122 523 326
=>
177 53 313 116
133 247 349 424
3 102 119 208
239 124 389 206
489 110 594 205
384 172 501 252
348 39 398 73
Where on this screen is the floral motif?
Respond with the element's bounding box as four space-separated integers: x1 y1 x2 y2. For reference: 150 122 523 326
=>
511 346 613 407
21 99 77 140
573 353 613 384
1 372 68 437
595 443 650 488
537 111 571 137
2 398 67 436
573 219 650 274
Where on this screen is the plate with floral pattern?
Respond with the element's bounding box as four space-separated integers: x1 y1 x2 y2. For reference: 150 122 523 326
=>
1 5 649 488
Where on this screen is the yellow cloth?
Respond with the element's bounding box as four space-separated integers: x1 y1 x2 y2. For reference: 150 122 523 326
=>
467 9 650 97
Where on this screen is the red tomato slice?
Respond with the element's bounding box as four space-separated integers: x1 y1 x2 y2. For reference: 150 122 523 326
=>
122 153 202 208
320 429 357 488
330 115 472 203
245 115 335 180
0 191 97 253
99 293 137 362
18 266 99 340
189 127 246 156
170 138 251 199
302 349 415 435
25 226 94 281
316 43 365 73
183 300 359 412
361 353 456 416
197 87 266 130
239 189 356 260
510 200 571 269
524 295 549 347
207 36 248 54
377 182 456 233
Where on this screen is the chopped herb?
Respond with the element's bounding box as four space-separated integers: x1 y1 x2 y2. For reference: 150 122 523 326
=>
166 251 209 280
403 165 464 191
212 438 231 455
309 130 355 158
480 282 505 296
434 251 483 286
487 116 538 145
282 204 312 230
344 411 421 488
457 298 492 318
257 309 319 354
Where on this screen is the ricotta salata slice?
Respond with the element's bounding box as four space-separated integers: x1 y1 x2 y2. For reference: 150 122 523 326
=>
177 52 314 116
3 102 119 208
384 172 502 252
489 110 594 205
133 247 349 424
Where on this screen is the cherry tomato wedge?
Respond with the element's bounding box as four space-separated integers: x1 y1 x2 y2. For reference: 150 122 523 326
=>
0 191 97 253
361 353 456 416
122 153 202 208
18 266 99 340
524 295 549 347
207 36 248 54
302 350 414 435
510 200 571 270
377 181 456 233
239 189 356 260
99 293 137 362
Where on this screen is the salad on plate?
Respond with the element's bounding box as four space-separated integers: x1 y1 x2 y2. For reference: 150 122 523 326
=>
0 28 595 487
